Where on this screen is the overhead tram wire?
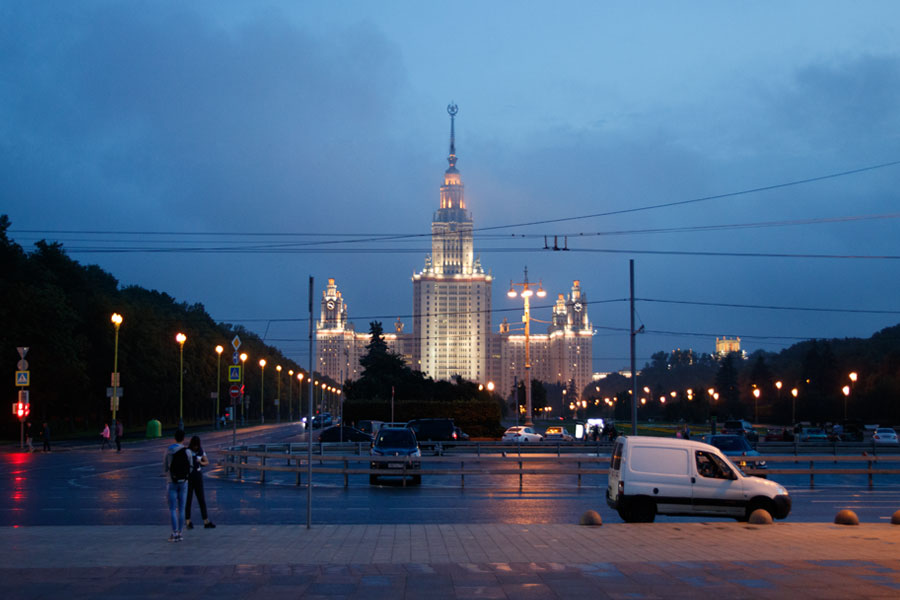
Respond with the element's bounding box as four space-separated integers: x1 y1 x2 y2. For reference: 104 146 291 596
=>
638 298 900 315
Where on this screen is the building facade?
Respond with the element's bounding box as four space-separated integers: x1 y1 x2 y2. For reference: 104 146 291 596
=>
315 106 595 398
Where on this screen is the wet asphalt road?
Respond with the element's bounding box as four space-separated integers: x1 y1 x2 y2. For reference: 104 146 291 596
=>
3 423 899 527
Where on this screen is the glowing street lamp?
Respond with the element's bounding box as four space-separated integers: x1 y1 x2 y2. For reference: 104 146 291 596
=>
215 345 224 428
110 313 123 424
297 372 304 420
175 332 187 429
276 365 282 424
791 387 799 424
239 352 248 426
487 381 495 393
752 387 761 423
258 359 266 424
288 369 294 422
507 267 546 426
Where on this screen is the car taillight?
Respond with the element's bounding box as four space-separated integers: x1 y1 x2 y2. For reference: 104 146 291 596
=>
452 431 457 440
618 480 624 496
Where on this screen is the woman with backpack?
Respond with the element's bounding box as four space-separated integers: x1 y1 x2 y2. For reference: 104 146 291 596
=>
185 435 215 530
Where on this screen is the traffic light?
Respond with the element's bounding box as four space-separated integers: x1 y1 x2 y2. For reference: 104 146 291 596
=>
24 403 30 418
16 402 24 419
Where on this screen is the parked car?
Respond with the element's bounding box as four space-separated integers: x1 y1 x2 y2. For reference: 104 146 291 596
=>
873 428 899 445
406 418 457 441
764 427 792 442
721 419 759 442
311 413 333 428
702 434 766 471
318 426 373 443
543 426 574 442
357 420 385 436
369 427 421 485
606 436 791 523
502 426 543 442
800 427 828 442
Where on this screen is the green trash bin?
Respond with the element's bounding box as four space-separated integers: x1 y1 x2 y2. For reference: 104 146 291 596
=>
146 419 162 439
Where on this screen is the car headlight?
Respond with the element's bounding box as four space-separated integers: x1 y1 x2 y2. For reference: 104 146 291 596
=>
776 485 788 496
411 449 421 457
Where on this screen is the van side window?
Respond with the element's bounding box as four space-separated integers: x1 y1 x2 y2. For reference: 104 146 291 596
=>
695 451 733 480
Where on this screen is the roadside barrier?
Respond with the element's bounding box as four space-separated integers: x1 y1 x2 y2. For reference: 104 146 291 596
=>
219 446 900 490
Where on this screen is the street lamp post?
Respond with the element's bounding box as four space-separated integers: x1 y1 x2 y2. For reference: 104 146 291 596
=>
175 332 187 430
288 369 294 423
752 387 761 424
507 267 546 427
110 313 123 424
297 372 304 421
791 387 799 426
239 352 248 426
258 359 266 424
215 345 223 429
276 365 282 424
846 372 858 421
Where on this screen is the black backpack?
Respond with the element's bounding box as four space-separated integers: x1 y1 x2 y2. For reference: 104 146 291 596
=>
170 447 190 482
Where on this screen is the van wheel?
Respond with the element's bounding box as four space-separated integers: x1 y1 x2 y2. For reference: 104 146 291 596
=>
369 475 378 485
632 498 656 523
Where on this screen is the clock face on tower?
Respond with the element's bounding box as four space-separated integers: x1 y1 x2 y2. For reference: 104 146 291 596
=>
326 301 335 311
574 302 583 312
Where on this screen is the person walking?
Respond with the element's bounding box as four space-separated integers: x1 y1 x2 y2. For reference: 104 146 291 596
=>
25 421 34 453
185 435 215 530
163 429 193 542
115 420 124 453
42 422 51 452
100 423 111 450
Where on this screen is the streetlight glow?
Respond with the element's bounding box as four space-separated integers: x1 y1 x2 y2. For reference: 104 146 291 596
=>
175 332 186 428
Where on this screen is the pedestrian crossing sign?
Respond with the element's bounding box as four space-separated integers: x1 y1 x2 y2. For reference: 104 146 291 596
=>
15 371 29 386
228 365 241 382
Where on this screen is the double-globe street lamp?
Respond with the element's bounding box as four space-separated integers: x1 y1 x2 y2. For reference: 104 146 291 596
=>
507 267 546 427
175 332 187 429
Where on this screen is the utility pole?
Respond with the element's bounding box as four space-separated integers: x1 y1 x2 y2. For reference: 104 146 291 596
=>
630 260 638 436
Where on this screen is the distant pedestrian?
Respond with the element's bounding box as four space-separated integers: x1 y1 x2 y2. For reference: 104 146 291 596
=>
115 420 124 452
100 423 111 450
42 422 51 452
164 429 193 542
185 435 215 530
25 421 34 453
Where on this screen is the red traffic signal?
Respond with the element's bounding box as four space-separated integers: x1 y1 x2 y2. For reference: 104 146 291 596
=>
16 402 24 419
24 403 30 418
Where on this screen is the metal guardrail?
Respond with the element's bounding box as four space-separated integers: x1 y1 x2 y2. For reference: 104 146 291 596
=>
219 446 900 489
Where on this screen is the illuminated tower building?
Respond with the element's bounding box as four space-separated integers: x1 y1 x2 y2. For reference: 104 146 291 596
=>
412 104 492 381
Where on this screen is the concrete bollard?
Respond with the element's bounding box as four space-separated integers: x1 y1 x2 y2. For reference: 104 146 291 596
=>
891 510 900 525
834 509 859 525
579 510 603 526
748 509 773 525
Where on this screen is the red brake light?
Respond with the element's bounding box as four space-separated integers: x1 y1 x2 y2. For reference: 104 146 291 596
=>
452 431 457 440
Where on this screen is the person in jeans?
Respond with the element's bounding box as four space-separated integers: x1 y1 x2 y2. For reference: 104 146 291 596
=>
163 429 193 542
185 435 215 530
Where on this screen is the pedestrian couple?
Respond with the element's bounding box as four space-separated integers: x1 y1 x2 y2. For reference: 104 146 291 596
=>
163 429 215 542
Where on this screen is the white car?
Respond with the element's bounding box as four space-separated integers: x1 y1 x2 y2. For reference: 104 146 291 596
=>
502 426 543 442
543 426 574 442
873 428 899 444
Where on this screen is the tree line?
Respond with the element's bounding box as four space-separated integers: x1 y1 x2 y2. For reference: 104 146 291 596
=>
1 216 318 438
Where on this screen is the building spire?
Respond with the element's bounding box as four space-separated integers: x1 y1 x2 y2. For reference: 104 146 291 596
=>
447 102 458 171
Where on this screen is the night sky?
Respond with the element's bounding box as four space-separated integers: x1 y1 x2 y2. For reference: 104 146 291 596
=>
3 1 899 373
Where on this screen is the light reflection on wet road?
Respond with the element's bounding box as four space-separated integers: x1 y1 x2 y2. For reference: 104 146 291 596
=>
2 423 898 527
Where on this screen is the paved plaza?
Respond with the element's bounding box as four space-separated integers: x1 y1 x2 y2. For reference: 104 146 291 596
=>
2 522 899 598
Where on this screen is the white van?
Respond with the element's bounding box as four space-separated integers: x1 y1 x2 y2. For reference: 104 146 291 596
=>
606 436 791 523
